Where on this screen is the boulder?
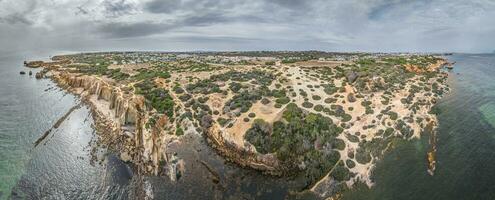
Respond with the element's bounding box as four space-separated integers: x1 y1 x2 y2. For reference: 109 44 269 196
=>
347 93 356 103
200 115 213 129
346 71 358 83
35 72 44 79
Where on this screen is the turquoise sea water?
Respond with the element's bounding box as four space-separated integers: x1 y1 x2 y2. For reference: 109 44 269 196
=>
1 53 495 199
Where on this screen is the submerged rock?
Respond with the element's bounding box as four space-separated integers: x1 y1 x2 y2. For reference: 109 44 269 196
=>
19 71 26 75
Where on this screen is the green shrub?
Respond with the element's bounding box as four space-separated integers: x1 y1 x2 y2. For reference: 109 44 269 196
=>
133 69 170 80
217 117 229 127
331 162 351 181
173 86 184 94
355 147 372 164
176 127 184 136
324 98 337 104
261 98 271 105
314 105 324 112
136 81 175 118
345 134 359 143
341 114 352 122
244 119 272 153
198 96 209 103
229 82 243 92
346 159 356 168
361 101 372 107
429 105 441 115
265 61 275 65
302 101 314 108
245 103 344 183
332 138 346 150
276 96 291 104
388 111 398 120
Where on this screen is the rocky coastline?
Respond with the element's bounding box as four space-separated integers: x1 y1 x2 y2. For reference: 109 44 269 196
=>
29 59 279 177
27 53 451 199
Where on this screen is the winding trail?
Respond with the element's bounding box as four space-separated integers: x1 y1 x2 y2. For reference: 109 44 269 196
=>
310 160 342 192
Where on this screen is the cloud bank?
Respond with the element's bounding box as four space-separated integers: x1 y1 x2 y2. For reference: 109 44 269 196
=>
1 0 494 53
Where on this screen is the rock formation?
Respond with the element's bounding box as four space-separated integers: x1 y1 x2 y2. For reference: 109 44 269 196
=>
49 71 170 175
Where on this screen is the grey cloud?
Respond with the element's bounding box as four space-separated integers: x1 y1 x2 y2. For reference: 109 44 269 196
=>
181 13 229 26
269 0 310 10
96 21 173 38
1 0 495 53
144 0 246 14
0 0 38 25
0 13 33 25
95 12 258 38
76 6 89 15
368 0 430 20
94 15 214 38
144 0 182 14
103 0 136 17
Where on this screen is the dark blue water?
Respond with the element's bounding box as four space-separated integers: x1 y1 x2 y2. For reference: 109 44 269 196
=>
343 54 495 200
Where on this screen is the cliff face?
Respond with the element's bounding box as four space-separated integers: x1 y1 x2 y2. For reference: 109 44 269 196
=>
206 124 281 175
52 71 168 175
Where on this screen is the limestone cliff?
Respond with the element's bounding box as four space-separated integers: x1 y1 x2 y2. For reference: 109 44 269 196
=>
206 124 281 175
49 70 170 175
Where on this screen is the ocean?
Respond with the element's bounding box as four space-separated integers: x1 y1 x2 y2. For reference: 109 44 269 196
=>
1 53 494 199
0 51 133 199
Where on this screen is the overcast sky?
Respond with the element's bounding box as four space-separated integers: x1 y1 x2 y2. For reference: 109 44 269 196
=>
1 0 494 54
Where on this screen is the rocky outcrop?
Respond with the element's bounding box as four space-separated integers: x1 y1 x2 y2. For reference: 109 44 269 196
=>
404 59 448 74
346 71 358 83
25 61 44 68
25 60 70 68
35 69 48 79
205 124 281 175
